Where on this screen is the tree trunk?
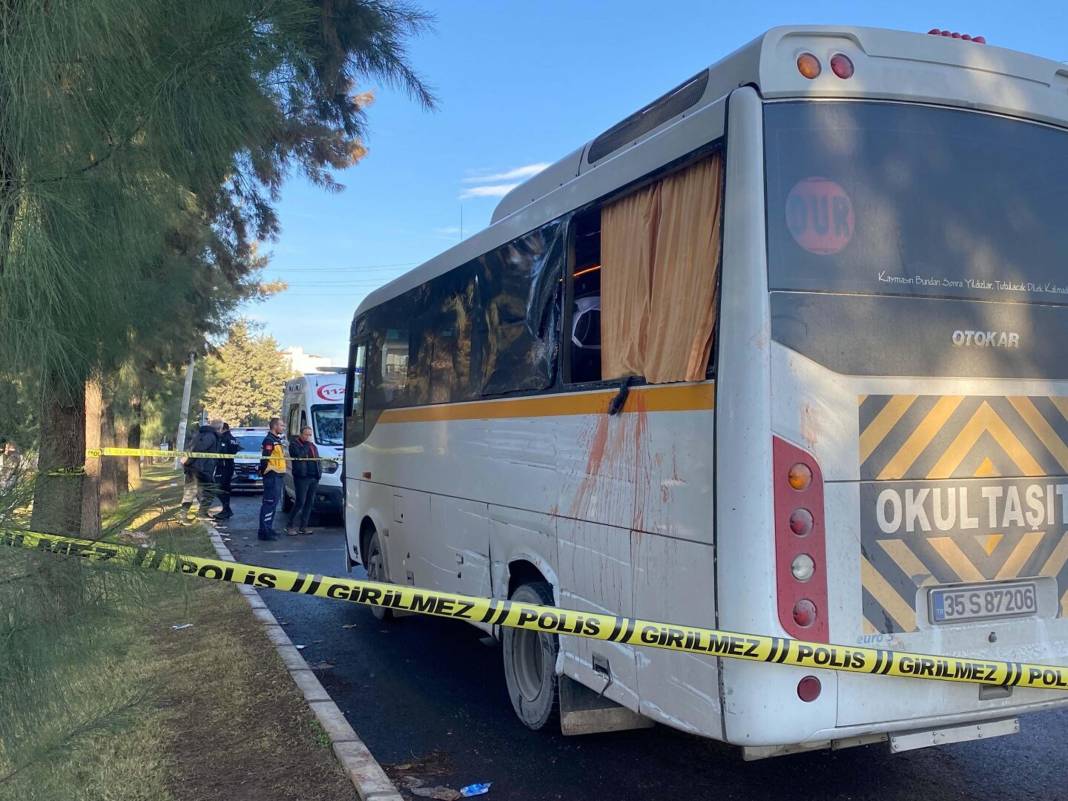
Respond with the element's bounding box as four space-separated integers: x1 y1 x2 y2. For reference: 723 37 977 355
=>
115 417 129 496
127 390 143 490
80 377 103 539
30 377 86 536
99 398 119 515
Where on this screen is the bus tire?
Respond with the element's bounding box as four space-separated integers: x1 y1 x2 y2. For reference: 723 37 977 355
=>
364 530 393 622
502 581 558 731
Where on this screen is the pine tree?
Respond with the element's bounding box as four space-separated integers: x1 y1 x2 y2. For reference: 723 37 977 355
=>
0 0 434 536
202 321 293 426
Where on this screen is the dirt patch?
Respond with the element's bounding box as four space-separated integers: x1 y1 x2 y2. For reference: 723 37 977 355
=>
153 581 358 801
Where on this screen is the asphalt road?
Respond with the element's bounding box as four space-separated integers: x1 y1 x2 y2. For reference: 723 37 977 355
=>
218 494 1068 801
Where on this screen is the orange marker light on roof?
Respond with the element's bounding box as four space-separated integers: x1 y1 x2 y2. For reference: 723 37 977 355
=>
796 52 821 79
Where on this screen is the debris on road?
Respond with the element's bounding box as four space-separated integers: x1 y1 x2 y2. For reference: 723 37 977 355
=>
460 783 491 797
411 786 461 801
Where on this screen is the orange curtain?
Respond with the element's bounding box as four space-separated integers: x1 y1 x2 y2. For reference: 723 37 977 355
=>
600 154 724 383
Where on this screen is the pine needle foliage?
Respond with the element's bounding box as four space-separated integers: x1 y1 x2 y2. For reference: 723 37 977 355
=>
0 0 433 386
0 0 434 531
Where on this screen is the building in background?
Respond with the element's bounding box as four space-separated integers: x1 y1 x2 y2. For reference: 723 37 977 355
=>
282 346 339 376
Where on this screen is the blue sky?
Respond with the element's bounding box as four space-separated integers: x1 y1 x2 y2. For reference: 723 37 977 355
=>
253 1 1068 364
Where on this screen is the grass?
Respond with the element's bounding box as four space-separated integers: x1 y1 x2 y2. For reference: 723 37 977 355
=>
0 466 357 801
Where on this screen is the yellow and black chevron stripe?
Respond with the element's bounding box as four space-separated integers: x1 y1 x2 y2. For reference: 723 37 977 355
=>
860 394 1068 481
859 395 1068 634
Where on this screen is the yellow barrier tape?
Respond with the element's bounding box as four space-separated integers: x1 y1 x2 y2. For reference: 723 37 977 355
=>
3 526 1068 692
45 467 86 477
85 447 336 463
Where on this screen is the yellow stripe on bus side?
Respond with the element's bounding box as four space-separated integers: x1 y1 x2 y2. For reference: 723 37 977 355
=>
378 383 715 425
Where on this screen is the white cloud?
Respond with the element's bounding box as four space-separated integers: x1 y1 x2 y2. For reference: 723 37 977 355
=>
459 183 520 200
433 225 461 236
461 163 550 184
458 162 549 201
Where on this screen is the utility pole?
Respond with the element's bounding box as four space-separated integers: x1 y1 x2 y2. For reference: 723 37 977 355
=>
174 351 195 468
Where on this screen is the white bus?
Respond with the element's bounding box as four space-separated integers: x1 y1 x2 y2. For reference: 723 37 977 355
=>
342 26 1068 757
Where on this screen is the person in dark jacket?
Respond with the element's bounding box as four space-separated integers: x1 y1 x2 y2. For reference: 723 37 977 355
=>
179 420 220 523
258 417 287 540
213 422 241 520
287 425 322 535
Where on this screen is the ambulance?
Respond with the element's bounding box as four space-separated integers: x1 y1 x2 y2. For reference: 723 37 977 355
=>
281 372 345 519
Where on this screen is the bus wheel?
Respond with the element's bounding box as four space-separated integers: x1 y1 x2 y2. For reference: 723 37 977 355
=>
364 530 393 622
502 581 558 730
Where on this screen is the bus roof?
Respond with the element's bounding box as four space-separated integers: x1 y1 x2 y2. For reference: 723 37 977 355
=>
355 25 1068 321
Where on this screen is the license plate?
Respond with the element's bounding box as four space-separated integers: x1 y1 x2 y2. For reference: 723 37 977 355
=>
929 582 1037 624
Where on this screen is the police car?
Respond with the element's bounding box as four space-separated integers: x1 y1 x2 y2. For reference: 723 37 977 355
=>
229 426 269 492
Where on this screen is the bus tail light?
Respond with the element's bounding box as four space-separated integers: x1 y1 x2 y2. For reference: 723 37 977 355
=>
796 53 821 79
829 53 854 79
797 676 822 702
773 437 829 642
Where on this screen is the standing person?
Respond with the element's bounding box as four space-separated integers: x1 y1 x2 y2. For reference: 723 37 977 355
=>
213 422 241 520
258 417 287 541
179 420 221 523
287 425 322 535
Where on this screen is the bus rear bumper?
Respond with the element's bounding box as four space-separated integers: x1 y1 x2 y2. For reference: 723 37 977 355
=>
738 693 1068 757
742 715 1022 759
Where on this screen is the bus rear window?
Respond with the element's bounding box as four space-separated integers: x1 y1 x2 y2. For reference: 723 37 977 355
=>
765 101 1068 304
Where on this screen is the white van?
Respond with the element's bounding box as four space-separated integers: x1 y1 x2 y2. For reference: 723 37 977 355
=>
281 372 345 518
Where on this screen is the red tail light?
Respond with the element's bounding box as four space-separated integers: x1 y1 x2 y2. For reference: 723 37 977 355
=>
797 675 822 702
773 437 829 642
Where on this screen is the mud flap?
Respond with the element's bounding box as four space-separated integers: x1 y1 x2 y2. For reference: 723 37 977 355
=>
558 675 653 736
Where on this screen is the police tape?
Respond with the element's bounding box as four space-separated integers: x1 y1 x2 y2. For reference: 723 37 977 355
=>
4 525 1068 693
45 467 87 477
85 447 336 463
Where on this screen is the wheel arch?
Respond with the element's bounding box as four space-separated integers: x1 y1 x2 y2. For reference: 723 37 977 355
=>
502 551 560 605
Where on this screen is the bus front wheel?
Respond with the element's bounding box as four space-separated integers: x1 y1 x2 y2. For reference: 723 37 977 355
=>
502 581 559 730
364 530 393 622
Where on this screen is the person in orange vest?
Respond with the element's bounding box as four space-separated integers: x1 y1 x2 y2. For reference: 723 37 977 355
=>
258 417 287 541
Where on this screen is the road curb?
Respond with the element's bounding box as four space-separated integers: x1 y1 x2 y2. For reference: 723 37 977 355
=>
205 524 403 801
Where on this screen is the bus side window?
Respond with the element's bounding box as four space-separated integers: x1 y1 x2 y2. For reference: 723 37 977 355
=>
568 207 602 384
477 219 565 396
381 327 410 403
345 340 367 447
